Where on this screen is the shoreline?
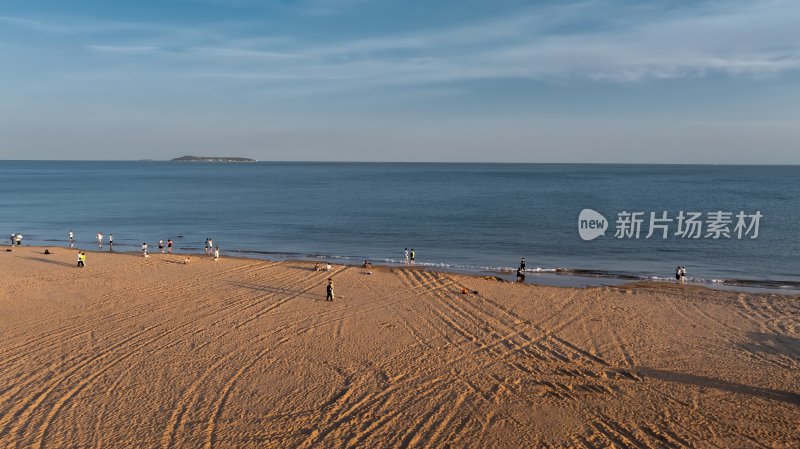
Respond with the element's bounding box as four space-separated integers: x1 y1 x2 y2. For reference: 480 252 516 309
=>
11 244 799 297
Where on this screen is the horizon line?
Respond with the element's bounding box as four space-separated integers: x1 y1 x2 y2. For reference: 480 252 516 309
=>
1 159 799 167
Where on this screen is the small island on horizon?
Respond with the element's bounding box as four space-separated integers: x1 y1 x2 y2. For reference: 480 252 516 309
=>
172 155 257 163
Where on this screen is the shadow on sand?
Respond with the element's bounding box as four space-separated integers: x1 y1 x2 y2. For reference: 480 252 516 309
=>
738 332 800 361
227 280 319 301
21 256 75 268
638 367 800 405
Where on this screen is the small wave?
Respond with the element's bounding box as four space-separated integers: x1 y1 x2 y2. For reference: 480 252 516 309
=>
229 249 306 257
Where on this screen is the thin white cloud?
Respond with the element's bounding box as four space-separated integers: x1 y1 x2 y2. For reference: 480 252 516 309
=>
6 0 800 91
88 44 160 53
188 47 302 59
169 0 800 88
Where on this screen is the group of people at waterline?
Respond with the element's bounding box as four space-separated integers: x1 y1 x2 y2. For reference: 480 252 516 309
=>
68 230 217 266
675 265 688 284
9 232 693 288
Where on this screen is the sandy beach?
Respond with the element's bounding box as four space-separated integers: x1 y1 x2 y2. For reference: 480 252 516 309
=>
0 246 797 448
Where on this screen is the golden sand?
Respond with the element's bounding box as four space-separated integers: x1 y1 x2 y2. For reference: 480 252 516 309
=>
1 247 798 448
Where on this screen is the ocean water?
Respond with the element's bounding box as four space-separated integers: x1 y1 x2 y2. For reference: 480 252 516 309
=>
1 161 798 293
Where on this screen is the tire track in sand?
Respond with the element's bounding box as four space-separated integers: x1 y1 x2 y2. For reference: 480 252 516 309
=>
3 262 304 447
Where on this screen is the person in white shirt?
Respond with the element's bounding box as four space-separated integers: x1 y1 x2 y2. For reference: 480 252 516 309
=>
97 232 103 248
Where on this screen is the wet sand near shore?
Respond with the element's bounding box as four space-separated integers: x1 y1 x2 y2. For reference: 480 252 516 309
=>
1 246 798 448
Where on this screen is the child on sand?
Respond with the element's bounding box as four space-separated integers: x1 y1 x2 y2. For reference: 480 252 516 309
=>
214 245 219 261
326 279 334 301
77 252 86 268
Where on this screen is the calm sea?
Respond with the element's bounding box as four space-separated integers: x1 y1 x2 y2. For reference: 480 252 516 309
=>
2 162 798 293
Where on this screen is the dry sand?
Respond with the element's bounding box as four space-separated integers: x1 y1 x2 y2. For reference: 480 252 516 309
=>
0 246 798 448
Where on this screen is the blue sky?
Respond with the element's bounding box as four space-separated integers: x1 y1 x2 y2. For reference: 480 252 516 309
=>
1 0 798 162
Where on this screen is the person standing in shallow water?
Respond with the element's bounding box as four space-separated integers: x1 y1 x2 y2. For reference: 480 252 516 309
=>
159 240 164 253
326 278 334 301
213 245 219 261
109 234 113 251
520 258 526 271
68 229 74 247
167 239 173 254
404 248 409 265
97 232 103 249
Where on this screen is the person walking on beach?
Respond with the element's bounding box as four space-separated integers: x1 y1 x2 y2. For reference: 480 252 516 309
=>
142 242 148 258
520 258 526 271
97 232 103 249
167 239 173 254
68 229 74 247
204 238 210 255
675 266 681 284
326 278 334 301
109 234 113 251
9 234 14 247
208 238 213 255
15 234 22 246
77 252 86 268
404 248 409 265
410 249 415 265
680 266 686 284
213 245 220 261
159 240 164 253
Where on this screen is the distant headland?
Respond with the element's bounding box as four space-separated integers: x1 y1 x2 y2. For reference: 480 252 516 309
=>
171 155 257 162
